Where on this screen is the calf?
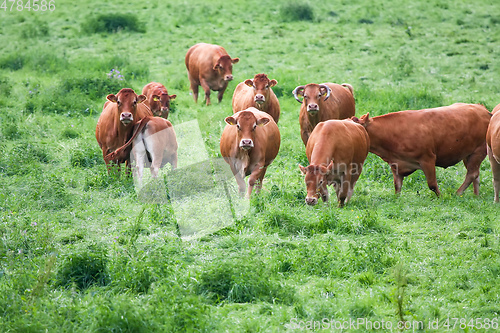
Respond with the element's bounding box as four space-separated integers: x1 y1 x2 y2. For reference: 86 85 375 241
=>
95 88 152 173
232 73 280 123
486 103 500 202
352 103 491 196
293 82 355 145
132 117 178 185
220 107 280 198
299 119 369 207
141 82 176 119
185 43 239 105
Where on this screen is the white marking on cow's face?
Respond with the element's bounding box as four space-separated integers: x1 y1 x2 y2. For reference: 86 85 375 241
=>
120 112 133 124
254 94 265 104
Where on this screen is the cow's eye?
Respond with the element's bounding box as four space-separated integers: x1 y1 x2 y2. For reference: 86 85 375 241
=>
253 124 257 130
265 85 269 89
117 100 121 106
236 124 241 130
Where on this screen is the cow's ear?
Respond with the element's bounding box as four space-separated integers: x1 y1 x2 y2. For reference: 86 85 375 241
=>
232 58 239 64
225 116 237 125
107 94 118 103
244 79 253 87
257 118 270 127
326 160 334 173
213 61 221 70
269 79 278 87
299 164 307 175
169 94 177 100
152 95 160 102
351 116 360 123
137 95 147 103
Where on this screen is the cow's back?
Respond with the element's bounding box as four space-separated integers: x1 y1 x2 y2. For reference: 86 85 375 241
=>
185 43 225 76
232 82 252 112
307 120 369 165
367 103 490 167
323 83 355 120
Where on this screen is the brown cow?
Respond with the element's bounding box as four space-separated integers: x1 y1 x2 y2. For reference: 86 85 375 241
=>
132 117 178 185
232 73 280 123
185 43 239 106
486 103 500 202
298 119 369 207
220 107 280 198
352 103 491 196
141 82 176 119
95 88 152 173
293 82 355 146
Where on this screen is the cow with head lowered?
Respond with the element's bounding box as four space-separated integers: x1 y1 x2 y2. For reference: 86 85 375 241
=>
141 82 176 119
299 119 369 207
352 103 491 196
185 43 239 106
232 73 280 123
95 88 153 173
293 82 355 146
486 103 500 202
220 107 280 198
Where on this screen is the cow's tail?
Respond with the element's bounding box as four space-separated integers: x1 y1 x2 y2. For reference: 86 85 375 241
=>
104 117 152 162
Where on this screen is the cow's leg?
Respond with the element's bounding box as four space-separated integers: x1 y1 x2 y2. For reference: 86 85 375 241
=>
390 163 404 194
337 174 351 207
458 145 487 195
199 79 211 105
188 73 199 103
346 171 361 204
247 164 266 198
217 84 228 104
227 160 246 195
488 146 500 202
132 138 147 185
300 129 310 147
420 159 440 196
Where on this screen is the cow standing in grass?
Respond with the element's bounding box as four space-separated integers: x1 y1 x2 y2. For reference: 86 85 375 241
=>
95 88 152 173
220 107 280 198
141 82 176 119
232 73 280 124
185 43 239 106
293 82 355 146
132 117 178 186
352 103 491 196
299 119 369 207
487 103 500 202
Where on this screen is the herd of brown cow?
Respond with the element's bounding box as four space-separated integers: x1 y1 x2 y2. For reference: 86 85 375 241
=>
95 42 500 206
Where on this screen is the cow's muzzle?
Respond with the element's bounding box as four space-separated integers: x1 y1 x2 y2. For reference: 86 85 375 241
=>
224 74 234 81
239 139 254 150
120 112 133 124
307 104 319 113
254 94 265 104
305 197 318 206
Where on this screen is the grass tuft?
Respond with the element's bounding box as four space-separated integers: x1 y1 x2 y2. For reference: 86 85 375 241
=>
81 13 146 34
280 2 314 22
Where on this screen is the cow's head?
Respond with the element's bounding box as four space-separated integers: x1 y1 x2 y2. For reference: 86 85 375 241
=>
225 110 270 150
107 88 146 125
151 92 176 118
292 84 332 114
214 55 239 81
351 113 371 128
299 161 333 206
245 73 277 106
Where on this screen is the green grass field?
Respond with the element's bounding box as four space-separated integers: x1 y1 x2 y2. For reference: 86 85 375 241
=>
0 0 499 331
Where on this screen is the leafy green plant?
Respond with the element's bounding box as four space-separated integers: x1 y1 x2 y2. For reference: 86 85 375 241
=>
81 13 146 34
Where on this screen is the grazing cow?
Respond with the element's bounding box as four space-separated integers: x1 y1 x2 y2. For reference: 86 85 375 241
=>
486 103 500 202
299 119 369 207
132 117 178 185
141 82 176 119
352 103 491 196
185 43 239 106
220 107 280 198
232 73 280 123
95 88 153 173
293 82 355 146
